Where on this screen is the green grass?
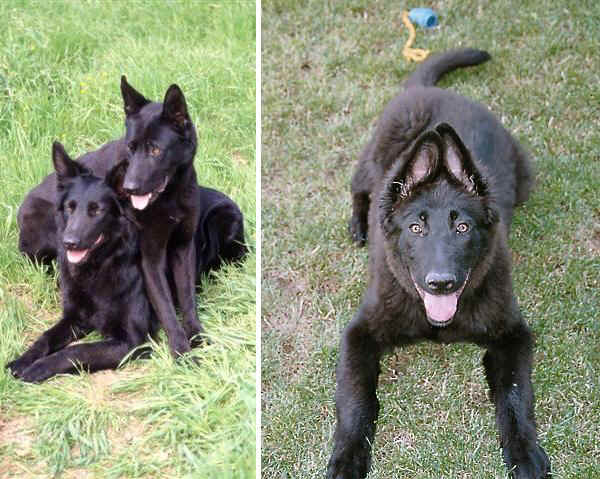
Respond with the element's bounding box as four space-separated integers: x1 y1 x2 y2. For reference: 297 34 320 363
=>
261 1 599 478
0 1 256 478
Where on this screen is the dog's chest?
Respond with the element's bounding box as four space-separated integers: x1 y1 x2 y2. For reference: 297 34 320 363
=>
382 297 494 345
64 280 120 327
137 202 185 239
63 285 96 322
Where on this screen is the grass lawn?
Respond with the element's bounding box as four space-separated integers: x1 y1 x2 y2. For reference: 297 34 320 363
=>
0 1 256 478
261 1 599 478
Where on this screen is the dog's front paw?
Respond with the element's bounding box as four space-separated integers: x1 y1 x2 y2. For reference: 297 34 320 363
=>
6 352 41 378
168 330 192 357
327 442 371 479
188 333 207 349
348 215 367 247
183 322 207 349
17 360 55 383
505 443 551 479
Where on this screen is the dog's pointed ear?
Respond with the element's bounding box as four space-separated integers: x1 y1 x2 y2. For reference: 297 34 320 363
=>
437 123 488 196
162 84 190 131
380 131 441 235
391 130 442 197
52 141 89 181
405 132 441 186
121 76 150 116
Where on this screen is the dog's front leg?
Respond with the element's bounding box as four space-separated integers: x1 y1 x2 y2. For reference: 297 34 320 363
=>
18 339 132 383
141 243 190 356
327 310 382 479
483 321 551 479
349 147 373 247
169 240 205 347
6 316 89 378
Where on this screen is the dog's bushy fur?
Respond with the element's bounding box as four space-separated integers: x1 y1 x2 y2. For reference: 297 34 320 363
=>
327 49 550 479
6 143 158 383
17 78 247 356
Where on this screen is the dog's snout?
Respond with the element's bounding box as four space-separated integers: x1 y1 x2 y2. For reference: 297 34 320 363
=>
426 272 456 292
63 235 79 250
122 179 140 194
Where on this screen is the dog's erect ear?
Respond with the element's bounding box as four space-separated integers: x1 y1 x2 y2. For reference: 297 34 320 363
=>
380 131 441 235
404 132 440 187
162 84 190 131
105 159 129 199
436 123 488 196
391 130 441 198
52 141 89 181
120 76 150 116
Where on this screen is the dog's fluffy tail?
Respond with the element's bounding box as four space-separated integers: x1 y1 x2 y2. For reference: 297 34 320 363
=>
403 48 491 89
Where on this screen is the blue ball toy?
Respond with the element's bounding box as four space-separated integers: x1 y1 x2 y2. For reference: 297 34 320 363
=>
408 7 438 28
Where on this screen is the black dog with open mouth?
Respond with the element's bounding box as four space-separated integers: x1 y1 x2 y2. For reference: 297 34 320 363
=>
6 142 158 383
328 49 550 479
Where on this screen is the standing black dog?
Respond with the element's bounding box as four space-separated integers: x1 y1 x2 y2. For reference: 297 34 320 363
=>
7 142 158 382
17 78 247 356
327 49 551 478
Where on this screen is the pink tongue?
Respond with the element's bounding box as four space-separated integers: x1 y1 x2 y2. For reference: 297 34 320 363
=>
423 292 458 324
66 249 89 264
131 193 151 210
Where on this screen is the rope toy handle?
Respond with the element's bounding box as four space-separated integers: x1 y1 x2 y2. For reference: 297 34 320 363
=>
402 10 430 62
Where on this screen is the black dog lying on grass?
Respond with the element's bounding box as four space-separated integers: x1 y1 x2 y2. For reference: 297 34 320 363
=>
18 78 247 357
7 143 158 383
327 49 550 478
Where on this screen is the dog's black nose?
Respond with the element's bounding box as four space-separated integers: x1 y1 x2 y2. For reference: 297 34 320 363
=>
63 236 79 250
122 179 140 194
426 272 456 292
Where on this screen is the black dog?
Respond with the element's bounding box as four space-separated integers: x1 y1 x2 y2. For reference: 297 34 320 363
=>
18 78 247 356
327 49 550 478
7 142 158 383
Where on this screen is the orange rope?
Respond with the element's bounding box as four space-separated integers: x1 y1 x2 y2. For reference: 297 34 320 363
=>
402 10 430 62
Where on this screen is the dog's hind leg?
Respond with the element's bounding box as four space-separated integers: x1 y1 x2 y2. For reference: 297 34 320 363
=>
483 320 551 479
215 210 247 266
196 200 247 277
349 139 375 247
16 339 132 383
327 303 382 479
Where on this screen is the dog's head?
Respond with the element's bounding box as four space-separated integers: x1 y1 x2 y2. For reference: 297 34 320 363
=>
53 142 129 266
379 123 499 327
119 76 197 211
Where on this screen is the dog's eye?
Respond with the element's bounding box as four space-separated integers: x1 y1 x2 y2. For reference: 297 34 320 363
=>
409 224 422 234
150 146 161 157
127 141 136 152
88 203 100 216
66 201 76 213
456 223 470 233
